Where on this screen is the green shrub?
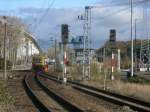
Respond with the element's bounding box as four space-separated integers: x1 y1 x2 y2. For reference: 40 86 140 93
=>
127 76 150 84
69 64 82 80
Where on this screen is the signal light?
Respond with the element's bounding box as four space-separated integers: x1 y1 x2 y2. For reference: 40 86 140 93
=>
61 24 69 44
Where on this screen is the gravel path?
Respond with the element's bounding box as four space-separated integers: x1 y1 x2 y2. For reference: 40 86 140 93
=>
7 71 37 112
39 76 135 112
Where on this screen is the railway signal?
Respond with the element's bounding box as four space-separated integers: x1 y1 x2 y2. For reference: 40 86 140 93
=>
61 24 69 44
61 24 69 83
109 29 116 42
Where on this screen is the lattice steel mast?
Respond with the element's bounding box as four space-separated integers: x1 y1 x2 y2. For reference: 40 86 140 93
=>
82 6 92 80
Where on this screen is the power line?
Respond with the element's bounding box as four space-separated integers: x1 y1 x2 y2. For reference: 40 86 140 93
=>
92 0 150 21
95 0 150 8
24 0 50 33
32 0 55 34
30 0 48 28
32 0 56 34
98 6 130 20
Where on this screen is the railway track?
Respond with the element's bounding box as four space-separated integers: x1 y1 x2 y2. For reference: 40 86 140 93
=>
41 73 150 112
35 75 84 112
23 75 52 112
23 74 84 112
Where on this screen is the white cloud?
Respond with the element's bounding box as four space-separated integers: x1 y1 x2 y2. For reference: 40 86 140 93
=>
19 2 148 49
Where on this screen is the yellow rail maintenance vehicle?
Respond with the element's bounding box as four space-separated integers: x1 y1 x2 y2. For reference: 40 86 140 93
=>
32 55 49 72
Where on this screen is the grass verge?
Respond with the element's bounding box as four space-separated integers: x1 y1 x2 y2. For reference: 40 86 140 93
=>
0 80 15 110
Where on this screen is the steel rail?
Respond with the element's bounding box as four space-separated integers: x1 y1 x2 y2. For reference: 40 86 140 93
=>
23 75 51 112
35 75 84 112
42 74 150 112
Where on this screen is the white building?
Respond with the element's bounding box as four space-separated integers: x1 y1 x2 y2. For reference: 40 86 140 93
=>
16 31 41 64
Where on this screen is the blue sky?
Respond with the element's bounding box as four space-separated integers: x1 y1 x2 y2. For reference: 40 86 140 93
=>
0 0 98 10
0 0 149 50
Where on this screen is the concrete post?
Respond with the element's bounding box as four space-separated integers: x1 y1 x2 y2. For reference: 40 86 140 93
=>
118 49 120 71
111 52 114 80
3 16 7 80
